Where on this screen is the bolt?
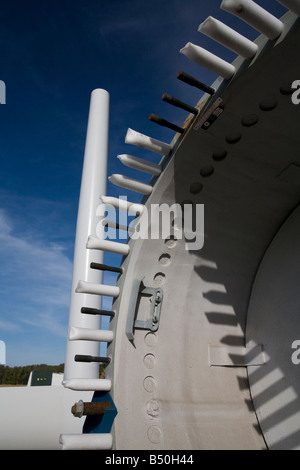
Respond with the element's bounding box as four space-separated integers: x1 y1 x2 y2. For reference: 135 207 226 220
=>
71 400 111 418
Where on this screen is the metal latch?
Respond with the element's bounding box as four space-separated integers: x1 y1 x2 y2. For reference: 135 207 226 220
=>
193 97 224 131
126 278 163 341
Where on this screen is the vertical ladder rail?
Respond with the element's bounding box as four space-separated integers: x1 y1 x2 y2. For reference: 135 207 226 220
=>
64 89 110 382
61 89 116 450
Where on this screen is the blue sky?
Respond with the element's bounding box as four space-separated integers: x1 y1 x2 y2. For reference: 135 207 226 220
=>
0 0 287 366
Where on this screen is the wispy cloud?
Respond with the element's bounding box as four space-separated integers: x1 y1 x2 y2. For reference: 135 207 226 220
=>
0 318 21 332
0 207 73 347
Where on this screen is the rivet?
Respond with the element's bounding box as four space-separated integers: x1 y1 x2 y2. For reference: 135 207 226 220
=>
153 272 166 286
280 82 293 95
226 131 242 144
165 235 177 249
147 400 160 418
212 148 227 161
143 376 157 393
147 426 163 444
259 97 277 111
158 253 171 266
172 216 183 231
241 114 259 127
189 181 203 194
144 332 158 347
200 165 214 177
144 354 156 369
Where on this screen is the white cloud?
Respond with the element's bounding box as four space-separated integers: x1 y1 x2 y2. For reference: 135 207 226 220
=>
0 319 21 332
0 208 72 337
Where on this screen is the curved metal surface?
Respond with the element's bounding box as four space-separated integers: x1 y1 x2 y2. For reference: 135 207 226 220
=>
107 10 300 450
247 204 300 450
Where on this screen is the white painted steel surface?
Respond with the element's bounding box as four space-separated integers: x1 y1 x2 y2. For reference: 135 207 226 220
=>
86 236 130 255
59 433 113 450
199 16 258 58
63 378 111 391
221 0 283 39
0 385 92 450
100 195 145 215
69 326 114 342
117 154 162 175
76 280 120 298
180 42 236 79
109 12 300 450
247 206 300 449
125 128 171 155
2 5 299 453
108 174 153 195
64 89 110 382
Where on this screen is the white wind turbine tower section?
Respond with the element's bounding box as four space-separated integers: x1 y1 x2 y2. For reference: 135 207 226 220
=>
2 0 300 452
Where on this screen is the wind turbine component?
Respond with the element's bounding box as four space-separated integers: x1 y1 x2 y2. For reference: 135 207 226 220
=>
221 0 284 39
117 154 162 175
86 236 130 255
108 173 153 195
180 42 236 79
276 0 300 16
2 0 299 452
125 128 171 155
198 16 258 58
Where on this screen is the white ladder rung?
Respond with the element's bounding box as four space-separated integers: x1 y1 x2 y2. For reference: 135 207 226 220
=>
108 174 153 195
180 42 236 79
59 433 113 450
69 326 114 342
86 236 130 255
118 154 162 175
63 378 111 391
76 280 120 298
221 0 283 40
199 16 258 58
100 195 144 214
125 128 171 155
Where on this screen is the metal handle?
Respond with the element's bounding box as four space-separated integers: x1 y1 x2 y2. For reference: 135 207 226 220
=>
126 278 163 341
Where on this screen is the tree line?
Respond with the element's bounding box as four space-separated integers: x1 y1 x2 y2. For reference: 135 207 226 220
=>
0 364 64 385
0 363 105 385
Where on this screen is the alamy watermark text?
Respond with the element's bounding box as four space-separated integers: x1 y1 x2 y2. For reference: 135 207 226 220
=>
291 80 300 105
96 197 204 251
